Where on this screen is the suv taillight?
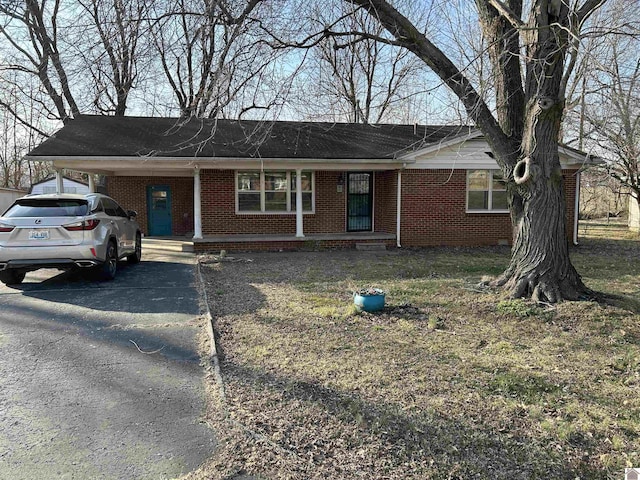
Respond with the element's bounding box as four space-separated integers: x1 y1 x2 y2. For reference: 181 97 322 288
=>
63 219 100 231
0 223 14 232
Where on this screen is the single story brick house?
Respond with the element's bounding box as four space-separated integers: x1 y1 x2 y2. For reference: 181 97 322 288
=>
25 115 593 252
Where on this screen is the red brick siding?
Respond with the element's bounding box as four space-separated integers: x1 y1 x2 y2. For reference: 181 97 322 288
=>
106 168 579 247
563 170 578 242
374 171 398 235
106 176 194 236
200 170 347 235
400 169 578 247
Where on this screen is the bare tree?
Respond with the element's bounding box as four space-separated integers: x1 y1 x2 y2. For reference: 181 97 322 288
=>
0 0 81 123
304 0 615 302
301 3 427 124
585 33 640 225
76 0 148 116
0 72 50 188
147 0 279 119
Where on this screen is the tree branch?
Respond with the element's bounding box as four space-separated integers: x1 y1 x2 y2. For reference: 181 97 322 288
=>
345 0 512 161
0 100 50 138
486 0 524 29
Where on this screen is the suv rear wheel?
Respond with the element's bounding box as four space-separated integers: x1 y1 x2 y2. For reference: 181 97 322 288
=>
0 270 26 286
97 240 118 281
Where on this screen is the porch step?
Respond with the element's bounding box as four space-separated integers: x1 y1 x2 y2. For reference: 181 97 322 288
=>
355 242 387 251
142 238 194 253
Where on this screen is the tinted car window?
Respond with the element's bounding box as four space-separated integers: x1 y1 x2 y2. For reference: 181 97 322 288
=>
4 199 89 217
102 197 128 217
102 198 119 216
114 204 128 218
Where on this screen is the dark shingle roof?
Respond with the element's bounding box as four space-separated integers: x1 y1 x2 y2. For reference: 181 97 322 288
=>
28 115 473 160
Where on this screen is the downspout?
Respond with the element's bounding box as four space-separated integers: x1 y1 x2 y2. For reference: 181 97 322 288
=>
396 169 402 248
573 171 581 246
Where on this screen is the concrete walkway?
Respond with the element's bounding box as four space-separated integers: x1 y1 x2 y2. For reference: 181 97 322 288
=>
0 240 215 479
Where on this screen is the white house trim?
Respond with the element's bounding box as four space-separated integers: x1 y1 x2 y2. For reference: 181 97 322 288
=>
295 168 304 238
402 136 600 171
193 168 203 240
398 129 483 162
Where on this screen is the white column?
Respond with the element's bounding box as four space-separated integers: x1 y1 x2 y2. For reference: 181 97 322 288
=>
193 168 203 239
295 168 304 238
55 169 64 194
88 174 96 193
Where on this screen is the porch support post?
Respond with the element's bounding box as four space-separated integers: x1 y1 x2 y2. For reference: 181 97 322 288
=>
87 174 96 193
55 169 64 194
295 168 304 238
193 167 203 240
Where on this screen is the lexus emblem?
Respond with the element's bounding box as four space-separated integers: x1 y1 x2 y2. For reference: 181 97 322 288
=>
34 219 42 224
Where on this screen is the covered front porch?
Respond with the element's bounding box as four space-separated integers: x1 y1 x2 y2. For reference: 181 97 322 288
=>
41 161 407 252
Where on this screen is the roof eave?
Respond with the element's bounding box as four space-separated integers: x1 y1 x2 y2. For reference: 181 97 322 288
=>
25 155 415 175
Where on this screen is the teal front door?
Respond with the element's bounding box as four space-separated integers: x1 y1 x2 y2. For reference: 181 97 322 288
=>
147 185 172 236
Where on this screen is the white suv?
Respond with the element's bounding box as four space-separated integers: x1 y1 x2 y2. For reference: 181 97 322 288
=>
0 193 142 285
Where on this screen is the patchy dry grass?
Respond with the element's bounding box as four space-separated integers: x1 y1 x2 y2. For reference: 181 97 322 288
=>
187 225 640 480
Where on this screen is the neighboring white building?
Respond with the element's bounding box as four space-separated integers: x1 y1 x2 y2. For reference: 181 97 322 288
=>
0 187 27 214
30 176 90 195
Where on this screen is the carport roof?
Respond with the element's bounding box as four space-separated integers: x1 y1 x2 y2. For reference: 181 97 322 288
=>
27 115 473 160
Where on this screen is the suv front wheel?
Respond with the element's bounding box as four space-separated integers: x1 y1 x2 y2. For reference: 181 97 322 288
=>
127 232 142 264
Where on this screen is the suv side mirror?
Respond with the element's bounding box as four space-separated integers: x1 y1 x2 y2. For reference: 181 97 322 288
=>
127 210 137 219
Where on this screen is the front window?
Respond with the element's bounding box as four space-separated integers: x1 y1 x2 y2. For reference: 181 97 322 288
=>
467 170 508 212
236 171 314 213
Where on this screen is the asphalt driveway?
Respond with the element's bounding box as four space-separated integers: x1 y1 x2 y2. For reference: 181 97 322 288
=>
0 240 216 479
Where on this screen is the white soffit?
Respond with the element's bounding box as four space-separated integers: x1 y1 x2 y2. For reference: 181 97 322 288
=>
402 136 592 170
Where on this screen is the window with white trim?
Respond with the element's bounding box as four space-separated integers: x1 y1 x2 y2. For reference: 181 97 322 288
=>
236 171 314 213
467 169 508 212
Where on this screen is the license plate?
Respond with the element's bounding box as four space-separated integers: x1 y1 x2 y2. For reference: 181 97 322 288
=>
29 230 50 240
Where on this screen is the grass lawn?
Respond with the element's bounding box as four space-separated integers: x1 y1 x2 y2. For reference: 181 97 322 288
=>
188 223 640 480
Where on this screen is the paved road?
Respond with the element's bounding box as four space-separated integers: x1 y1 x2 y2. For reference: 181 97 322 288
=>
0 242 216 479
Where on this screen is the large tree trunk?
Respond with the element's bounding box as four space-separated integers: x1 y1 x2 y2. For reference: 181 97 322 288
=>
493 152 589 302
487 1 591 302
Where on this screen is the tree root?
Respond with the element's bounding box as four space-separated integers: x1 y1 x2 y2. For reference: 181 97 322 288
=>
489 269 592 303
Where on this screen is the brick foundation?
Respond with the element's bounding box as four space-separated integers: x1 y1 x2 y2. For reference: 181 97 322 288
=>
193 237 397 253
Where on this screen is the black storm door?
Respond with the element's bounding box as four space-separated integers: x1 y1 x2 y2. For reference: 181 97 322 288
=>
347 172 373 232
